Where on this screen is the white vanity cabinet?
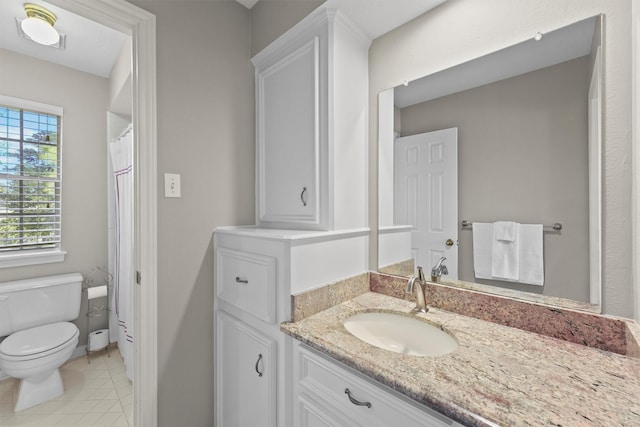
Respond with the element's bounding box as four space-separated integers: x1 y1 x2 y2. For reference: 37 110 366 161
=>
214 230 291 427
214 226 369 427
216 311 277 427
294 344 461 427
252 8 370 231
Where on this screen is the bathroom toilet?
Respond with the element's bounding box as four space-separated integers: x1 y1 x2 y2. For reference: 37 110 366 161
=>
0 273 82 412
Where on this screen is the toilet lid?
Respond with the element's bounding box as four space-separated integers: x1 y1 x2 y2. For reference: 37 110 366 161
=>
0 322 78 357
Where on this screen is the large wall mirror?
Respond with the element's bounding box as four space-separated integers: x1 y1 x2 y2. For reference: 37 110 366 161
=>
378 15 603 312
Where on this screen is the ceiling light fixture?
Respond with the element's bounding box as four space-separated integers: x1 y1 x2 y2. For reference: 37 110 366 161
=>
20 3 60 46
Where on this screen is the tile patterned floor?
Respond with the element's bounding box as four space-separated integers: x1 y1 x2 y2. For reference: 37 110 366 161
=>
0 347 132 427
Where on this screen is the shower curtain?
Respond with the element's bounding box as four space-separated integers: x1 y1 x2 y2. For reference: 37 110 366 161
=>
109 124 134 381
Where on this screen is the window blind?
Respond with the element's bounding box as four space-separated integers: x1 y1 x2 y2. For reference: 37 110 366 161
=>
0 104 62 252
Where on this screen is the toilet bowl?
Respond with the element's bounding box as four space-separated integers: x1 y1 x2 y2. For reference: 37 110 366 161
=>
0 273 82 412
0 322 79 412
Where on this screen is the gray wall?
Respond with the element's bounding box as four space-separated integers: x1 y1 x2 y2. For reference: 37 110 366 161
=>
130 1 253 426
400 57 590 301
251 0 325 56
369 0 633 317
129 0 324 425
0 48 109 346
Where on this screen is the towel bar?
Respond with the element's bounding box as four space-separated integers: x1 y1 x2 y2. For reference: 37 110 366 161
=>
461 220 562 231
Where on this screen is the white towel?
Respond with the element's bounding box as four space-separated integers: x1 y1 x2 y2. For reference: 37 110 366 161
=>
494 221 516 241
473 222 545 286
472 223 493 280
518 224 544 286
491 222 519 281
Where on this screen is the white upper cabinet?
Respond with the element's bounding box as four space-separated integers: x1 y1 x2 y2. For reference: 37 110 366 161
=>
258 38 320 225
252 8 371 231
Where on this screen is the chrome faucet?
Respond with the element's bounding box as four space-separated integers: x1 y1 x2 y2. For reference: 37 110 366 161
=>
431 257 448 282
406 266 428 313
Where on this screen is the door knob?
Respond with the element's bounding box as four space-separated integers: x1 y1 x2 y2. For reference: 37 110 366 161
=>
445 239 454 247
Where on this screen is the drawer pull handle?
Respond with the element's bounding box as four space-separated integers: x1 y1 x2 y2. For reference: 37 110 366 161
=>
300 187 307 207
235 277 248 284
344 388 371 408
255 354 263 377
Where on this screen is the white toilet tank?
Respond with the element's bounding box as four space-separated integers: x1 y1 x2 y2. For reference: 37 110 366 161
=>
0 273 83 337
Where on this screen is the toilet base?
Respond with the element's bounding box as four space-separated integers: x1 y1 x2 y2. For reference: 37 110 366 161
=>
14 369 64 412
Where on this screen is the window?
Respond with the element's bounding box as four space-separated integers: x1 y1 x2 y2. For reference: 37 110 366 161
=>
0 95 65 267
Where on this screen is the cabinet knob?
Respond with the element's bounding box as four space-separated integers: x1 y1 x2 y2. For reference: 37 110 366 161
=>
235 277 249 284
300 187 308 207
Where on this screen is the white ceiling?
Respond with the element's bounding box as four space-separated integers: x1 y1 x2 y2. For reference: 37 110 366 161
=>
0 0 128 78
5 0 589 110
0 0 446 79
394 16 597 108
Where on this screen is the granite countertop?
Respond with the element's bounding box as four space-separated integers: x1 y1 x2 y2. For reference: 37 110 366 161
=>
281 291 640 426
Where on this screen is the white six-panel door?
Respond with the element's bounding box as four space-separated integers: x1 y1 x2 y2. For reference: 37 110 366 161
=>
394 128 458 278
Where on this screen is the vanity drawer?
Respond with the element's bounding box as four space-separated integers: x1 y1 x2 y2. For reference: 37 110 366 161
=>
297 345 456 427
216 247 276 323
297 392 359 427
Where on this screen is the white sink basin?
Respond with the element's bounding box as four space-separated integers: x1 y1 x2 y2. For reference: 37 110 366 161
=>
343 312 458 357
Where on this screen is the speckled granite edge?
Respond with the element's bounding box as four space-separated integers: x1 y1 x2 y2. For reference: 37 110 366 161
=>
378 259 414 277
291 273 370 322
626 322 640 379
370 272 634 356
380 274 600 313
627 322 640 357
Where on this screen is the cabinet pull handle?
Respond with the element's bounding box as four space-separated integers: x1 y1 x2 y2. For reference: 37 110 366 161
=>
235 277 248 284
300 187 307 206
255 354 263 377
344 388 371 408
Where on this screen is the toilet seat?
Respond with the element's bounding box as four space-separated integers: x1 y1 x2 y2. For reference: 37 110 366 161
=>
0 322 79 361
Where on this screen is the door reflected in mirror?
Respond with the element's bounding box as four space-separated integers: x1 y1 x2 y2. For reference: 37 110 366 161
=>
378 15 603 312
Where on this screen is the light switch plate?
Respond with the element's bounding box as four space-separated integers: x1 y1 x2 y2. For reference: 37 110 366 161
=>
164 173 181 198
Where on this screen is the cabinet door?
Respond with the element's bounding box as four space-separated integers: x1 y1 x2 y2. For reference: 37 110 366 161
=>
216 311 276 427
257 37 320 227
